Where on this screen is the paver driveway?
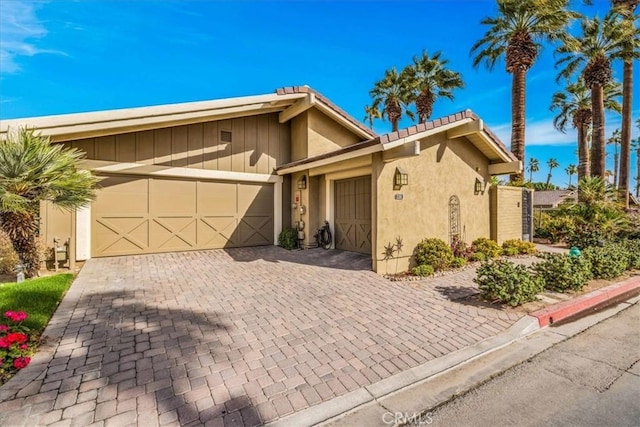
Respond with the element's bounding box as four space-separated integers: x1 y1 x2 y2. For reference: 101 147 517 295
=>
0 247 523 426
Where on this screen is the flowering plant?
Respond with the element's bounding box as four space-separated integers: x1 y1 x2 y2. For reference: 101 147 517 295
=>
0 310 34 383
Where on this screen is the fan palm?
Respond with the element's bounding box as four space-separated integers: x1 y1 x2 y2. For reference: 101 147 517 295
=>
0 128 97 277
611 1 640 207
363 104 381 129
527 157 539 183
546 158 559 189
566 164 578 187
556 12 633 179
369 67 414 132
471 0 579 182
551 79 622 182
403 50 464 123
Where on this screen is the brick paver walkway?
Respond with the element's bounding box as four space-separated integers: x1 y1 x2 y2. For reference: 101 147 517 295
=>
0 247 526 426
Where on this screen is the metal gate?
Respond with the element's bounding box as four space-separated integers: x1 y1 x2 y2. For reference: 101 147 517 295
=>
522 189 533 242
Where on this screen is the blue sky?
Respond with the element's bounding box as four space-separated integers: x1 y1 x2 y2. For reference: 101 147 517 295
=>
0 0 638 187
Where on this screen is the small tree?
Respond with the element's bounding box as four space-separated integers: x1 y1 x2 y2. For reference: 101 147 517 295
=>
0 128 97 277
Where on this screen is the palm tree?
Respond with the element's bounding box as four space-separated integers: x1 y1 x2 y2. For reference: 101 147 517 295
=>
527 157 540 183
471 0 579 182
556 13 632 179
0 128 97 277
607 128 622 188
566 164 578 187
403 50 464 123
551 79 622 182
546 158 559 189
369 67 414 132
363 104 381 129
611 1 640 207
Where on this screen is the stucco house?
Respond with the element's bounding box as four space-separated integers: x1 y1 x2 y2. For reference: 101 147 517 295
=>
0 86 523 274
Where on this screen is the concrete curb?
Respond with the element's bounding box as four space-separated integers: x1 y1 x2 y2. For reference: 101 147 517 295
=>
531 275 640 327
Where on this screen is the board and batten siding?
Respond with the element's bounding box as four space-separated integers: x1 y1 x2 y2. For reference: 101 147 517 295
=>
64 113 291 174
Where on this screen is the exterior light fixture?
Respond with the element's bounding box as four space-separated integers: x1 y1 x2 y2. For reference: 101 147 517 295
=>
297 175 307 190
475 177 484 194
394 167 408 190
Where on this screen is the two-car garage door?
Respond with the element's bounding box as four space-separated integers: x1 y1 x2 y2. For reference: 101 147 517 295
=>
92 175 274 257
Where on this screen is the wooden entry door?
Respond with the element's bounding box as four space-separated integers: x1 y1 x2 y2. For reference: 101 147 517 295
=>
334 176 372 254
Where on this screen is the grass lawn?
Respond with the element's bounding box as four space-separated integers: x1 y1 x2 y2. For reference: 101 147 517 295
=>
0 274 75 331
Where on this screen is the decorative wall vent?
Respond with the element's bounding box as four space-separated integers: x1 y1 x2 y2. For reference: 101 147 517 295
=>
220 130 232 142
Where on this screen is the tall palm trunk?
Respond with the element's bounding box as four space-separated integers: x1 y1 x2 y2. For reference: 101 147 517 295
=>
619 60 633 207
578 123 590 181
613 148 619 189
591 86 606 178
510 68 526 182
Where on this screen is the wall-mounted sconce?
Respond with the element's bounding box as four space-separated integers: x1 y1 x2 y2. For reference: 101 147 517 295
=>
394 167 408 190
475 177 485 194
297 175 307 190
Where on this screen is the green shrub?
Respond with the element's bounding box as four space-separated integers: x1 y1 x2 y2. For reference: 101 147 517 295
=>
413 238 454 271
471 252 487 262
582 245 628 279
278 227 298 250
502 239 538 256
474 260 543 307
502 246 519 256
450 257 467 269
621 240 640 270
0 231 19 275
471 237 502 259
411 264 434 277
535 212 575 243
533 253 593 292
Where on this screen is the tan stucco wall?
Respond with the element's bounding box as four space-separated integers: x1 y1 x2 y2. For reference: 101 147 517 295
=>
373 134 492 274
61 112 291 174
490 186 523 244
290 108 363 162
290 113 309 162
307 109 362 158
40 202 73 260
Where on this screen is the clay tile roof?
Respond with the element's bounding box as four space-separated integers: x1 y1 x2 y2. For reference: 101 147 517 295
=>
275 86 377 139
276 109 518 172
377 109 516 162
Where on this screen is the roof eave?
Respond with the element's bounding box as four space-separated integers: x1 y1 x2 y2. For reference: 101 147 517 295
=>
0 93 306 142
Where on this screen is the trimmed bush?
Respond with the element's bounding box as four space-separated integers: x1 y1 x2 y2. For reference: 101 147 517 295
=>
502 239 537 256
450 257 467 269
582 245 628 279
533 253 593 292
278 227 298 250
475 260 543 307
471 237 502 259
0 231 19 275
413 238 454 271
411 264 435 277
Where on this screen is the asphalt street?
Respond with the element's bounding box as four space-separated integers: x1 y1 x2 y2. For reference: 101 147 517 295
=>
422 302 640 427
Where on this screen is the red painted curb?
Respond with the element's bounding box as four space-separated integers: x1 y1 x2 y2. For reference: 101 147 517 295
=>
531 275 640 327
